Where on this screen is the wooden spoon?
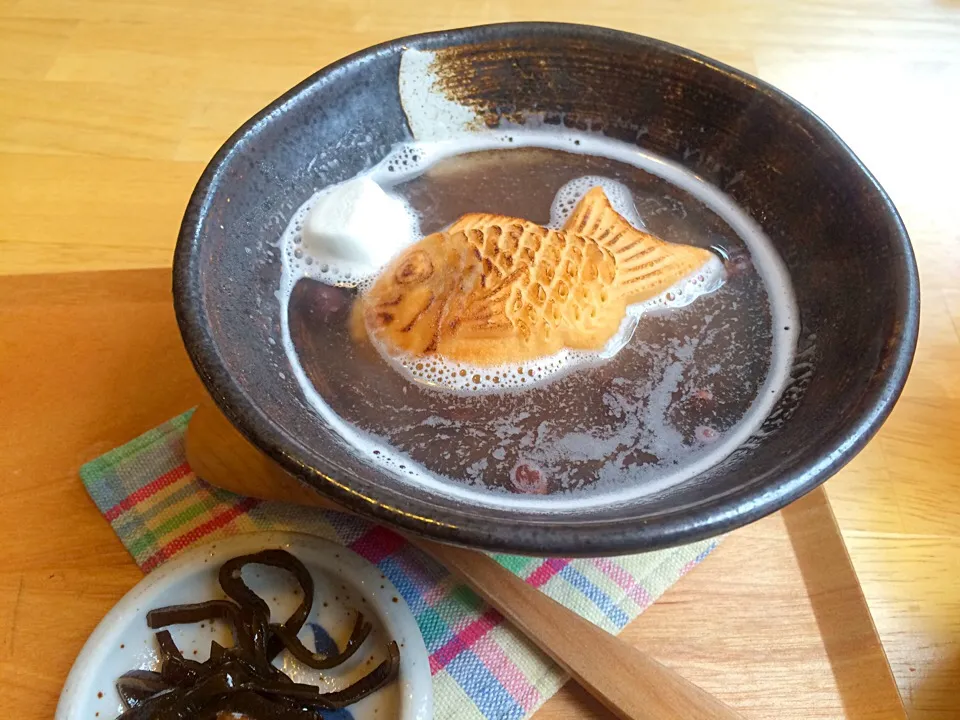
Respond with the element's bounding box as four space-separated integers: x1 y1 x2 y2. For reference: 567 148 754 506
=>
186 402 742 720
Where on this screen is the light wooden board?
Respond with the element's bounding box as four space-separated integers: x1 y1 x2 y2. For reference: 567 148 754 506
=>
0 269 904 718
1 1 959 715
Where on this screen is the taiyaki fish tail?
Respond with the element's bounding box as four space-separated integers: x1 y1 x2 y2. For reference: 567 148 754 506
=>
562 187 716 305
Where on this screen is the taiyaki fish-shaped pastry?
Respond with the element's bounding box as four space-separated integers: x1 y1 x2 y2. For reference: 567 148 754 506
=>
351 187 718 370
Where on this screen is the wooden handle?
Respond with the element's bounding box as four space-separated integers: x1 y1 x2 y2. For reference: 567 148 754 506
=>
417 540 742 719
186 402 743 720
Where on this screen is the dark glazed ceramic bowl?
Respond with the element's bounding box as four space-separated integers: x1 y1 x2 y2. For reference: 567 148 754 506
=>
174 23 918 555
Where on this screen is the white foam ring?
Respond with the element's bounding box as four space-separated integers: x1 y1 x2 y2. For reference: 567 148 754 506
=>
550 175 646 230
276 70 799 511
370 253 726 395
288 168 723 396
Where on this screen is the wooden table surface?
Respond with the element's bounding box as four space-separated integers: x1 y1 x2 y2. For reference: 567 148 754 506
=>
0 269 906 719
0 1 958 718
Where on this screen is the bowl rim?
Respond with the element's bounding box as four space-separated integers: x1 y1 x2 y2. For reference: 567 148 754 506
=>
174 21 920 556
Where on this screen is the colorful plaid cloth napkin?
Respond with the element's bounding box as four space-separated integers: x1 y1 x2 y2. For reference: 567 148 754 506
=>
81 411 717 720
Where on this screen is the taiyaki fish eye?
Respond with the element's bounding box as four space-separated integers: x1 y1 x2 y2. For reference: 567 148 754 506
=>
395 250 434 284
371 310 395 327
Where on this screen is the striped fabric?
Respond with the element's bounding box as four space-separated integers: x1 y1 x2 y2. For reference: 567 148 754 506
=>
81 411 717 720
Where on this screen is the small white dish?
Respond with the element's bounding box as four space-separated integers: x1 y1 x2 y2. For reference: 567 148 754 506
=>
56 531 432 720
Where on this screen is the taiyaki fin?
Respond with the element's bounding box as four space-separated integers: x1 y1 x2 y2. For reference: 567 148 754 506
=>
562 187 715 305
447 212 541 237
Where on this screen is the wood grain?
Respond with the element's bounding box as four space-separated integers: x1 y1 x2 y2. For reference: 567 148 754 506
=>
186 402 745 720
1 0 958 716
0 269 905 719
